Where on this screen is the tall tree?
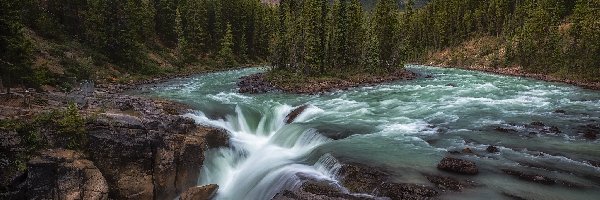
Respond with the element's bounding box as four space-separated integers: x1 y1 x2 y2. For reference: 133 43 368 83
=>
0 0 32 92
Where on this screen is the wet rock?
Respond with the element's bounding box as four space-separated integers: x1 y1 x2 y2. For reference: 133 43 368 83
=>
583 130 598 140
554 109 566 114
502 192 529 200
273 178 378 200
338 163 387 193
502 169 555 185
501 169 583 188
486 146 499 153
425 175 464 191
448 150 461 155
378 182 438 200
337 163 439 200
286 105 310 124
24 149 109 200
462 148 474 154
587 160 600 168
437 157 478 175
238 73 277 94
578 124 599 140
495 127 518 133
445 83 457 87
180 184 219 200
530 121 545 127
202 127 230 148
548 126 561 134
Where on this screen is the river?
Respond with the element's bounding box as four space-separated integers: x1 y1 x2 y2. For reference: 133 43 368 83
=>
140 65 600 200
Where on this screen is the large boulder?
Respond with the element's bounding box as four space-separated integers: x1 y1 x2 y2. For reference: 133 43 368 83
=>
285 105 310 124
437 157 478 175
24 149 109 200
86 111 229 199
180 184 219 200
337 163 438 200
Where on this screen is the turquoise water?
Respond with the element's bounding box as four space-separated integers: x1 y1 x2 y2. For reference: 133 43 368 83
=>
140 65 600 200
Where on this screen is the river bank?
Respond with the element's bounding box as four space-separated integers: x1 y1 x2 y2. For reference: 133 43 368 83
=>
421 63 600 91
0 68 240 199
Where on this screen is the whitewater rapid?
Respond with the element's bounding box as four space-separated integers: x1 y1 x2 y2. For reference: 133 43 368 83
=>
185 105 342 199
141 65 600 200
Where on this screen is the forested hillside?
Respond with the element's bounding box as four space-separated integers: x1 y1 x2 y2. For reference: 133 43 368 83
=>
1 0 599 92
1 0 275 91
269 0 600 83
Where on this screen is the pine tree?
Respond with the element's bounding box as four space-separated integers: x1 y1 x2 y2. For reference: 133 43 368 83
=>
362 18 381 73
219 24 237 68
374 0 401 70
0 0 32 92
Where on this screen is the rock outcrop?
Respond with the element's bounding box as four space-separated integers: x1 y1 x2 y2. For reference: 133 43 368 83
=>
0 93 230 200
181 184 219 200
18 149 109 200
338 163 438 200
85 100 229 200
286 105 310 124
437 157 479 175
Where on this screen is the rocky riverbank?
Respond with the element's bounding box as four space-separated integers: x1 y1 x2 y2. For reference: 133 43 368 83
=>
0 85 228 199
238 69 419 94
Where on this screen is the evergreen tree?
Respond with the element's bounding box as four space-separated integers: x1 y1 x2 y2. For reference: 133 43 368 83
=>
374 0 401 70
219 24 237 68
0 0 32 92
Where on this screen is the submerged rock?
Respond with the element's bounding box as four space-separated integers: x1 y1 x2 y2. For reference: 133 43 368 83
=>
494 127 518 133
554 109 567 114
338 163 438 200
180 184 219 200
501 169 583 188
378 182 438 200
286 105 310 124
486 145 499 153
272 178 379 200
437 157 478 175
425 175 466 191
578 124 599 140
462 148 474 154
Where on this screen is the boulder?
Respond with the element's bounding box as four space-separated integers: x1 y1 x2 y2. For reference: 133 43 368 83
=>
494 127 517 133
425 175 465 191
486 146 499 153
554 109 566 114
180 184 219 200
437 157 478 175
286 105 310 124
86 110 229 199
501 169 583 188
338 163 438 200
24 149 109 200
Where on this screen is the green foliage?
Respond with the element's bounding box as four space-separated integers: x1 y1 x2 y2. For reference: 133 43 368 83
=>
219 24 238 68
0 0 33 91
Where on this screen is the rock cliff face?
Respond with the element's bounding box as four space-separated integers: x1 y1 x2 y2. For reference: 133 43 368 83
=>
0 94 229 200
25 149 109 200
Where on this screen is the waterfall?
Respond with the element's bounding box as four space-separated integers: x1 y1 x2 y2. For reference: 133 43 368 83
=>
185 104 339 200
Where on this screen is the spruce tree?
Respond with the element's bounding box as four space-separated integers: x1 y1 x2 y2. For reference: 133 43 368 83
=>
219 24 237 68
0 0 32 92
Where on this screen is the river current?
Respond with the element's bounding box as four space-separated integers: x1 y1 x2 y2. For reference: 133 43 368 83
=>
141 65 600 200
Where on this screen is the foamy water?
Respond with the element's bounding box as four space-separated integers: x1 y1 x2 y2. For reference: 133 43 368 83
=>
141 65 600 200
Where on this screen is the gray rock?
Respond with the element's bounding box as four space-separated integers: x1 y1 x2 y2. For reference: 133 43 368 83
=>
25 149 109 200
